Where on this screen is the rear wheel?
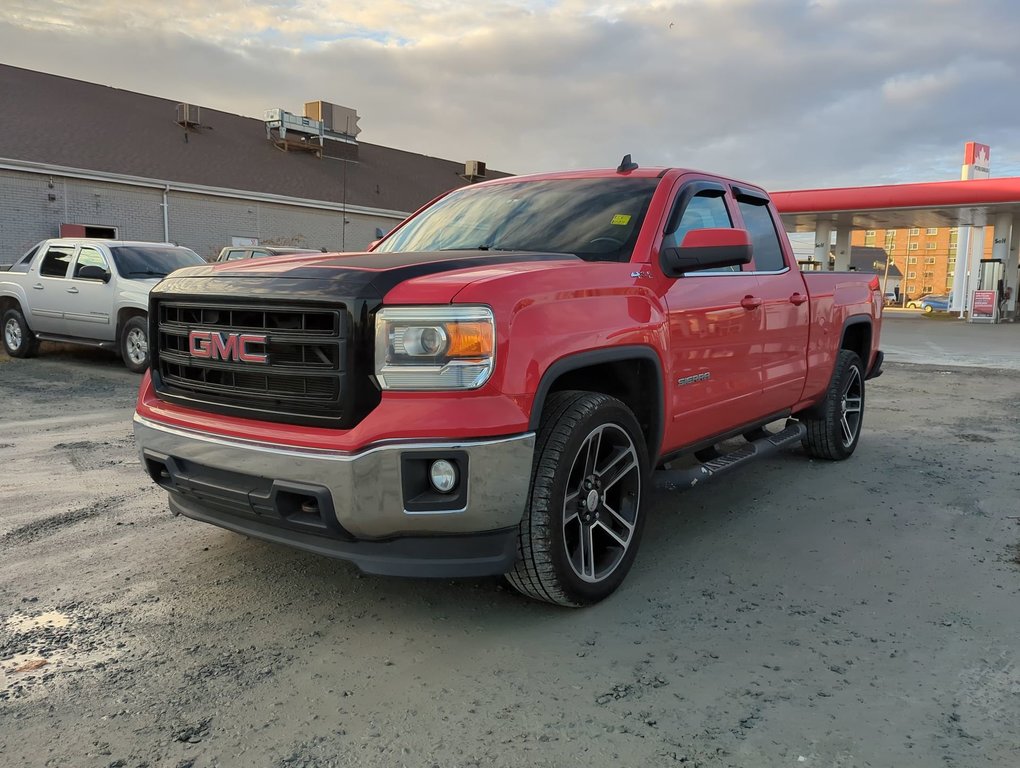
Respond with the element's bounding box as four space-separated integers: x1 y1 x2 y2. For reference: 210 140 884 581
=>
120 316 149 373
507 391 648 607
801 349 865 461
2 309 39 358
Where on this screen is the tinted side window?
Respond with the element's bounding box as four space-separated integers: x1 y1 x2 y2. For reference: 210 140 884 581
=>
665 193 739 273
737 201 786 272
226 250 248 261
74 247 110 278
39 247 74 278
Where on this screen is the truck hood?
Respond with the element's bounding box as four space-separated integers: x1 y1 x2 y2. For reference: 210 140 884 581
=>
161 250 582 303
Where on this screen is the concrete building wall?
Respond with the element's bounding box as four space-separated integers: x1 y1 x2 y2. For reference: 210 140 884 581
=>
0 167 404 266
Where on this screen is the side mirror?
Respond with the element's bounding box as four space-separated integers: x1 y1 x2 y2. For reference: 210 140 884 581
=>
374 227 387 239
78 265 111 282
660 228 752 277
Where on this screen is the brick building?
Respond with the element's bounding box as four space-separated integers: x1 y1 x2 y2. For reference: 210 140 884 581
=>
852 225 995 300
0 65 507 265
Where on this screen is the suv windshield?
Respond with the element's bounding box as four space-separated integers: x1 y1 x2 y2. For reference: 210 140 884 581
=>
374 177 660 262
111 246 205 278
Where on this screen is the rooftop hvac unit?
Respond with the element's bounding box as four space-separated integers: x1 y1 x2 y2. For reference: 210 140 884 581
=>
305 101 361 138
176 103 200 127
464 160 487 179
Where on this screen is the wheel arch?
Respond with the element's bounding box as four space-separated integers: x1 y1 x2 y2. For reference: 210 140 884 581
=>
528 345 665 466
116 306 148 341
839 316 872 367
0 295 25 317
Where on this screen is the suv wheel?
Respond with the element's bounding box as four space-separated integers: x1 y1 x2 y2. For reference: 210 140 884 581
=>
120 316 149 373
507 391 648 607
2 309 39 358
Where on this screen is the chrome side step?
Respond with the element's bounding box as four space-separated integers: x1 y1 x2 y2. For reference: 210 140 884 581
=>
653 421 807 491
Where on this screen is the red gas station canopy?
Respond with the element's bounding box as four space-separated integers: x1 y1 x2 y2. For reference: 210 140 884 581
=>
772 177 1020 232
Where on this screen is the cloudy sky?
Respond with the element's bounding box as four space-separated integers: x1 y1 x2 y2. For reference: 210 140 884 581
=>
3 0 1020 189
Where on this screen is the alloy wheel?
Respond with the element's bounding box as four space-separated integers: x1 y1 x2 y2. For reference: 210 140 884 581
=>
562 423 641 583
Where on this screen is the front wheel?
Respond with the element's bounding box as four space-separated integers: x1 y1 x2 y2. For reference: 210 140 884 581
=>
120 316 149 373
506 391 648 607
2 309 39 358
801 349 865 461
923 304 934 314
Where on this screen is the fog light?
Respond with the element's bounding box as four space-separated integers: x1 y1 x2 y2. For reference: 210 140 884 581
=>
429 459 457 494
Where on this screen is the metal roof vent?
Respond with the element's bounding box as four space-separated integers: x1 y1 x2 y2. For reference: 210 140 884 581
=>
176 103 200 128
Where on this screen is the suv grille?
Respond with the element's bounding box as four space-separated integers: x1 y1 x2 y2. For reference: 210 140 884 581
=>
154 301 347 422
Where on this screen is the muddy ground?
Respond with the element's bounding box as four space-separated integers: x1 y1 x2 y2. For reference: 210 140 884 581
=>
1 337 1019 767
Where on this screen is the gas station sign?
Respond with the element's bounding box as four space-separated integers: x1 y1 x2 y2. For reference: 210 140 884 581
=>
971 290 997 321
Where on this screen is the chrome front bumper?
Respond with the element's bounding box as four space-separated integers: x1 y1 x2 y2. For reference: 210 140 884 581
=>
133 415 535 575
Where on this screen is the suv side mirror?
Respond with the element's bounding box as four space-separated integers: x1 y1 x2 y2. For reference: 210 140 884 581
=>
78 264 111 282
660 228 753 277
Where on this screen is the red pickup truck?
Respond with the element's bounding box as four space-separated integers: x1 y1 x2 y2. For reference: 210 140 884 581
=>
134 161 883 606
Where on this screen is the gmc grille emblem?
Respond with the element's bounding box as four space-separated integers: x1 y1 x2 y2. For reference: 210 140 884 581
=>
188 330 268 364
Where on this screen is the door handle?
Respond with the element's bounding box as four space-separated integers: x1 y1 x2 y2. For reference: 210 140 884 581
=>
789 293 808 306
32 283 44 290
740 295 762 310
67 287 79 294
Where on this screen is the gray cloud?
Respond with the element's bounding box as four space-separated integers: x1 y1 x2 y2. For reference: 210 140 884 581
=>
2 0 1019 189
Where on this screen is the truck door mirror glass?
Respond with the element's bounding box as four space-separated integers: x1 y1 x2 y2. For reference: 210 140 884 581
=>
78 264 111 282
660 228 753 277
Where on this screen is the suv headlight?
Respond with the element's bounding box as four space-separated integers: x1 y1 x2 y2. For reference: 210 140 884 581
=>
374 306 495 390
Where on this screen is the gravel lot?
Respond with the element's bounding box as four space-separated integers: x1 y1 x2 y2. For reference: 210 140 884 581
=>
2 329 1019 767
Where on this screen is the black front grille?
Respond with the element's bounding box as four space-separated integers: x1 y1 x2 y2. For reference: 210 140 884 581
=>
153 301 347 422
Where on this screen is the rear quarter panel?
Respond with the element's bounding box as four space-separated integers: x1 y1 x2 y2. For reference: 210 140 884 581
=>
799 272 882 407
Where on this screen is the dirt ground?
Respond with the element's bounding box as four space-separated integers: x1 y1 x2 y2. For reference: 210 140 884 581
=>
1 334 1019 768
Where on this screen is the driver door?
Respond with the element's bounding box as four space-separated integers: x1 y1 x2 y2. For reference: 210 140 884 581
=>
64 246 116 341
661 181 765 450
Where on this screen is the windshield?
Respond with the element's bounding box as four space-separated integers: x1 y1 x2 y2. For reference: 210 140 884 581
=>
374 177 660 262
111 246 205 278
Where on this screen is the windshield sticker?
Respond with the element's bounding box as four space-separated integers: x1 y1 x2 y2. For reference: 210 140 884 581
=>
611 214 632 226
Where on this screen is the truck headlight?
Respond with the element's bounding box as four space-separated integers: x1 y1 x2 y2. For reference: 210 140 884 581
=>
374 306 495 390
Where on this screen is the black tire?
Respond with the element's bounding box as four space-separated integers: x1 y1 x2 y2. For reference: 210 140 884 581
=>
507 391 649 607
923 304 933 314
801 349 865 461
120 316 149 373
2 308 39 358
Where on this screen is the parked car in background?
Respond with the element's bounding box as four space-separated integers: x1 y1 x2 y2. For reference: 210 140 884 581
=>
214 246 322 262
921 294 951 313
905 297 924 309
1 239 205 371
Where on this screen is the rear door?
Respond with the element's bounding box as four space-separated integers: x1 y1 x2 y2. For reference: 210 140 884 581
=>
63 245 116 341
732 188 810 413
27 243 76 334
661 180 765 449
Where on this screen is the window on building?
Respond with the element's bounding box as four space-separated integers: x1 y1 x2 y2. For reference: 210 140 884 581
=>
925 256 936 264
909 227 920 236
864 233 876 246
865 230 876 236
948 244 957 253
926 242 937 249
906 283 916 293
735 198 786 272
907 271 917 279
947 271 955 278
908 242 919 251
39 246 74 278
923 284 934 293
907 256 918 264
884 232 895 247
923 271 934 278
926 227 938 235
